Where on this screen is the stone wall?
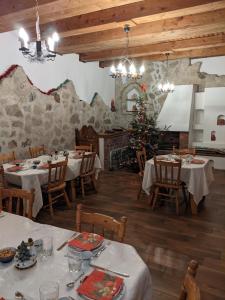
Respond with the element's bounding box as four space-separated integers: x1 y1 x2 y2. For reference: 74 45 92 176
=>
115 58 225 127
0 66 118 158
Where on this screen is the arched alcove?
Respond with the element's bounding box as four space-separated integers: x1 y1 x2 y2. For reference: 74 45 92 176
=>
217 114 225 126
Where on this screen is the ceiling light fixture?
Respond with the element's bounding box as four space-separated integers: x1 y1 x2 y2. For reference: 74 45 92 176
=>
18 0 61 63
110 25 145 79
158 53 175 93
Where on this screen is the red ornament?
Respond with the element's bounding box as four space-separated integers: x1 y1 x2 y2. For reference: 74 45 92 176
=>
140 83 148 92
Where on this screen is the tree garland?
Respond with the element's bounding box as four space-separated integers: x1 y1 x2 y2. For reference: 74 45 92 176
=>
0 64 70 95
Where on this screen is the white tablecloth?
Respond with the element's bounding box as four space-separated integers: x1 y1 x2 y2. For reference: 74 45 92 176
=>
142 156 214 205
3 152 101 217
0 213 152 300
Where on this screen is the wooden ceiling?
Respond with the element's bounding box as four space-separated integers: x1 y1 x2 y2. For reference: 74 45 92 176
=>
1 0 225 66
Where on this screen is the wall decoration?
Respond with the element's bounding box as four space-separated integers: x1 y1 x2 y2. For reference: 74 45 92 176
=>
211 131 216 141
126 88 140 112
111 99 116 112
217 115 225 126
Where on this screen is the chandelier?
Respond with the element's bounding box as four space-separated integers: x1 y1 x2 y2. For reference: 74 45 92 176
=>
158 53 175 93
110 25 145 79
18 0 60 63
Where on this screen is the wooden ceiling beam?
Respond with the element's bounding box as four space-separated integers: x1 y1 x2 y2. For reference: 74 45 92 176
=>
56 8 225 52
0 0 142 33
79 34 225 62
99 45 225 67
27 0 225 39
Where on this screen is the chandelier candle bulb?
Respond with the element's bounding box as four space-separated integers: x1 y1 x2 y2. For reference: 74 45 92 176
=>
19 28 29 48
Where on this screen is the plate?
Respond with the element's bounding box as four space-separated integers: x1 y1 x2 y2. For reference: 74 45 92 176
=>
15 255 37 270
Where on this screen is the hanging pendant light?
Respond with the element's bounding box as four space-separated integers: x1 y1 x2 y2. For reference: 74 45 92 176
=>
158 53 175 93
110 25 145 79
18 0 61 63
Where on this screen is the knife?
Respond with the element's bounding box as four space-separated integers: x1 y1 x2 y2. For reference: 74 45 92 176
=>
57 232 79 251
90 263 130 277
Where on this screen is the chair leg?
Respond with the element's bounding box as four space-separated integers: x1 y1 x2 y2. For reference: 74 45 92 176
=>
148 185 155 206
137 185 142 200
48 193 54 217
81 178 85 199
182 184 188 209
91 175 97 192
70 180 76 201
175 190 180 215
64 190 72 209
152 187 159 210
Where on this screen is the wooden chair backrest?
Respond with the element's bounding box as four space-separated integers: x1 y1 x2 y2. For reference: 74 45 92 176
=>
0 151 16 164
29 145 45 158
75 144 93 152
76 204 127 242
136 148 147 173
173 146 196 156
47 159 68 190
0 188 34 219
80 152 96 177
179 260 201 300
0 165 7 188
154 156 182 187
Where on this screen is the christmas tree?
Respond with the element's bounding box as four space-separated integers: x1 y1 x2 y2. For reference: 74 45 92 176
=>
129 95 159 153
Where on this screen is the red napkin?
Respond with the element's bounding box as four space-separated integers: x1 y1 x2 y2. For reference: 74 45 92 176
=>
77 269 124 300
68 232 104 251
191 159 205 164
11 159 24 165
39 163 49 169
6 166 23 172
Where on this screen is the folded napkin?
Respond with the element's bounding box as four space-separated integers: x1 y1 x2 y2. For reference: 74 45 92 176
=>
11 159 24 165
73 155 82 159
38 163 49 169
77 269 124 300
191 159 205 164
6 166 23 172
68 232 104 251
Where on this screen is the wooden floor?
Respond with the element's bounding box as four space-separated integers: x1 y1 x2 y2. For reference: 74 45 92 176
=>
37 169 225 300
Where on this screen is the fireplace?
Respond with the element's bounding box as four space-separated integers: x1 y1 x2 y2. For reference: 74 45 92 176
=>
158 131 189 153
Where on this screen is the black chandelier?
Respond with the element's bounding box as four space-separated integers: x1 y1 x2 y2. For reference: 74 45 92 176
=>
110 25 145 79
18 0 61 63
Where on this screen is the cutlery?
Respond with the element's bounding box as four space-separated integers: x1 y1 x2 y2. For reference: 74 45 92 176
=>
90 264 130 277
15 291 25 300
57 233 79 251
66 272 85 288
93 246 106 258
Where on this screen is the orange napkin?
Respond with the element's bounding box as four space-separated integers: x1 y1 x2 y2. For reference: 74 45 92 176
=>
191 159 205 164
77 269 124 300
6 166 23 172
68 232 104 251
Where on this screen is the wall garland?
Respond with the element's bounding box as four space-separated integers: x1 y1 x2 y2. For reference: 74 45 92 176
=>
0 64 69 96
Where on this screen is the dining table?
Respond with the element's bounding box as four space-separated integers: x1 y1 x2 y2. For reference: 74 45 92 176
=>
142 155 214 214
0 212 152 300
3 152 101 218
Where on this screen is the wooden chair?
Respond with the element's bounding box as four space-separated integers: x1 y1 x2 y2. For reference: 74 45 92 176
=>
42 158 71 216
136 148 147 200
29 145 45 158
152 156 187 215
76 204 127 242
179 260 200 300
75 144 93 152
0 165 7 188
0 151 16 164
173 146 196 156
0 188 34 219
79 152 97 198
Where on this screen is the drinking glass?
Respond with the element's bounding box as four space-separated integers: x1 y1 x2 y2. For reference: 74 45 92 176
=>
39 281 59 300
41 236 53 258
67 249 82 274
